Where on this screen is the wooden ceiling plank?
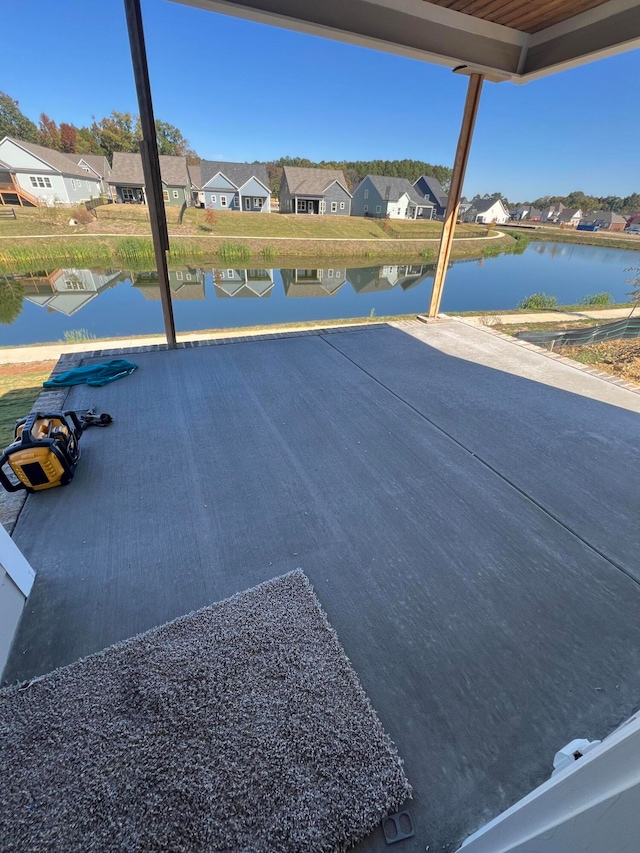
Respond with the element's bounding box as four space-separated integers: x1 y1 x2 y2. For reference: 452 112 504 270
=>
503 0 607 31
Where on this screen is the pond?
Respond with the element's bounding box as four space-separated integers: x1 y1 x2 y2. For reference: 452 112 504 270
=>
2 241 639 346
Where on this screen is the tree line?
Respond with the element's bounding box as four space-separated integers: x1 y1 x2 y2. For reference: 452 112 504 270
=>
0 92 199 163
514 191 640 215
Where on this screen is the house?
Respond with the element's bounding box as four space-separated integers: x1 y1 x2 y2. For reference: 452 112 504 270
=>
281 268 347 295
351 175 434 219
279 167 351 215
109 152 190 205
528 207 542 221
23 268 121 315
556 208 582 227
199 161 271 212
463 197 510 224
69 154 112 196
513 205 542 221
539 202 565 222
0 136 101 206
584 210 627 231
188 163 203 207
133 268 205 300
347 264 431 293
213 268 274 298
413 175 449 218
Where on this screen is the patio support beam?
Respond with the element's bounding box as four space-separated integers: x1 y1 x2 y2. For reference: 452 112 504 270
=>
427 72 483 319
124 0 177 347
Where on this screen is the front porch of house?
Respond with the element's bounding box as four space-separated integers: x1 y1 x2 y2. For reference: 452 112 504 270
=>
240 194 269 212
5 319 640 852
114 184 146 204
295 196 322 214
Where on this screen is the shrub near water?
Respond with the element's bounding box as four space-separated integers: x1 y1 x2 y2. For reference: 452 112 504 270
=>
581 292 612 306
517 292 558 310
218 242 251 263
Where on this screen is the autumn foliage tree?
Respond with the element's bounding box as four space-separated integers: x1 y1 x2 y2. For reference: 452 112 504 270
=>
38 113 61 150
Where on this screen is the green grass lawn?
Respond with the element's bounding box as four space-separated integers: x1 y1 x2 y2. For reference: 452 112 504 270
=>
0 361 55 448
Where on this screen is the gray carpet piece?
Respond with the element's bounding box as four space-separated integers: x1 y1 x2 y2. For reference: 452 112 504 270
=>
0 570 410 853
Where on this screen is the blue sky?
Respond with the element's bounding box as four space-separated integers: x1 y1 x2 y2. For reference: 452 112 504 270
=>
3 0 639 201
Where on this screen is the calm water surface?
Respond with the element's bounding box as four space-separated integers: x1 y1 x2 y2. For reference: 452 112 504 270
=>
3 241 638 346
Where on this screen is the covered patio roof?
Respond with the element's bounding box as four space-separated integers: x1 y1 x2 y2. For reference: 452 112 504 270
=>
172 0 640 82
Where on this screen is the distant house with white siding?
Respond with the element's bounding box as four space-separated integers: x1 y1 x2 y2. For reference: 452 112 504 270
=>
464 197 510 224
0 136 101 206
539 202 565 222
351 175 434 219
556 208 582 227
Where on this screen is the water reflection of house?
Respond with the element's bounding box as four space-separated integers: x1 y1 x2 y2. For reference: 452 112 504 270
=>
347 264 433 293
133 268 205 300
281 268 347 297
22 268 122 315
213 269 274 298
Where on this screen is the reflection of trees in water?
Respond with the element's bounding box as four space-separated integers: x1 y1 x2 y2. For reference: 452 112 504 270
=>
0 279 24 324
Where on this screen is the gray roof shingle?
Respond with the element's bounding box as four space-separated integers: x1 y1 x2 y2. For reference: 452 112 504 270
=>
363 175 430 205
282 166 350 196
416 175 448 207
110 152 189 187
587 210 627 224
188 163 201 189
4 138 97 178
75 154 110 178
200 161 270 191
470 196 506 214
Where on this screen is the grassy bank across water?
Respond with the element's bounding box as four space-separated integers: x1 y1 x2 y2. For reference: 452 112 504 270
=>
0 232 516 274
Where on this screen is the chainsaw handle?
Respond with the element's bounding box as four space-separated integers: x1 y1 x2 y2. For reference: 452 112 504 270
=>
18 412 38 447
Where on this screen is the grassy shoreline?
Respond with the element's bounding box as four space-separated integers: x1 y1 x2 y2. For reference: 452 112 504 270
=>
0 233 516 273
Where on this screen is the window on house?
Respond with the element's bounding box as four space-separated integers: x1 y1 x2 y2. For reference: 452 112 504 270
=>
363 205 368 212
186 273 192 281
71 179 76 190
176 271 183 280
227 269 233 277
221 196 228 207
163 190 169 201
299 200 306 211
364 189 369 199
328 269 334 278
331 202 337 213
254 198 263 208
173 190 179 199
211 195 216 203
122 187 135 201
376 205 381 213
30 177 38 187
340 202 345 209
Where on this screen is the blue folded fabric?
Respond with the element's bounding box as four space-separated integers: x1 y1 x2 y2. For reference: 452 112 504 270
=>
43 359 138 388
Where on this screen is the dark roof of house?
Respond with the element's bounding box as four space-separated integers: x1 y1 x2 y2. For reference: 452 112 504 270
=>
363 175 430 205
529 207 542 217
110 152 189 187
188 163 201 189
415 175 448 207
200 161 270 190
4 138 96 179
587 210 627 224
75 154 110 178
557 208 582 220
470 196 506 214
282 166 351 197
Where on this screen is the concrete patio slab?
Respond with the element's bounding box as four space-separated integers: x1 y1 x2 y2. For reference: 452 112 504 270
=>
5 323 640 852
